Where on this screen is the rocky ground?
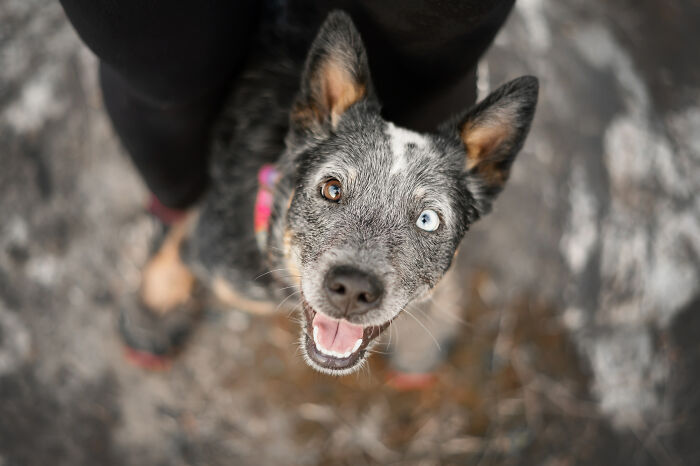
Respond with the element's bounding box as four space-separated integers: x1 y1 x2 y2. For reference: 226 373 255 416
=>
1 0 698 465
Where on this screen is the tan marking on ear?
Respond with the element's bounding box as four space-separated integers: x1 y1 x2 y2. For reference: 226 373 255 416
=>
140 215 196 315
212 276 277 315
461 122 512 188
462 122 509 170
293 61 365 130
320 60 365 126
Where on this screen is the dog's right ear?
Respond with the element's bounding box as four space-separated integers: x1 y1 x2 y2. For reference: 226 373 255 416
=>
439 76 539 215
291 11 374 136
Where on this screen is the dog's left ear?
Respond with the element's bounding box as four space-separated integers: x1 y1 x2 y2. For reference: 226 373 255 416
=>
291 11 374 136
440 76 539 211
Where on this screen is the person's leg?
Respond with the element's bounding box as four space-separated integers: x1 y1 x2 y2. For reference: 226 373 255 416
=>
59 0 262 209
58 0 261 365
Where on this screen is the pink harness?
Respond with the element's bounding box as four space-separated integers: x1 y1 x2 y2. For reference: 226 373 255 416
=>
254 164 280 250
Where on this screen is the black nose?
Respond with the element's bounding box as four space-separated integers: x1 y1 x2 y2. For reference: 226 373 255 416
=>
324 266 384 317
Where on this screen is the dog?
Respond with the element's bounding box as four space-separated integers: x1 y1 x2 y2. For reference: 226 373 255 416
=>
123 11 539 376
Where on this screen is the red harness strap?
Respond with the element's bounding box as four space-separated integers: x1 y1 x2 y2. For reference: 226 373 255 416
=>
254 164 280 250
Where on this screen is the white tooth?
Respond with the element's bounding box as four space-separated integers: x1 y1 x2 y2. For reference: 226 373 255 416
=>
312 329 361 359
351 339 362 353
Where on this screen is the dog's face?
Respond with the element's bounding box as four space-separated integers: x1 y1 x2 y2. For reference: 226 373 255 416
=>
282 12 538 374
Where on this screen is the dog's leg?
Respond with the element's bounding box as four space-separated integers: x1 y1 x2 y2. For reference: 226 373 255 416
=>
120 213 203 367
208 220 299 315
387 266 466 384
140 216 197 314
211 276 278 315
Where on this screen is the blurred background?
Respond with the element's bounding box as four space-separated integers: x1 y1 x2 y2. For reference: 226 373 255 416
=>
1 0 698 464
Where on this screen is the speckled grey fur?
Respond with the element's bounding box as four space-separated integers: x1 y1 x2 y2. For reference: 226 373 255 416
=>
189 11 538 373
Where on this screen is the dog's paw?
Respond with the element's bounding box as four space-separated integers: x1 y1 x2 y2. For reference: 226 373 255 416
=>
118 290 203 370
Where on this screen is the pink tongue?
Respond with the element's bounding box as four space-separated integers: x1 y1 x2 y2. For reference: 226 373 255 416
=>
312 312 364 354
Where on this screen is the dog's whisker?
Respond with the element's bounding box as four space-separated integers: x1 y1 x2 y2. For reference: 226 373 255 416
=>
385 320 393 349
434 306 472 327
276 290 302 313
286 298 303 317
275 284 301 293
406 303 437 326
422 294 473 327
254 268 291 281
401 307 441 351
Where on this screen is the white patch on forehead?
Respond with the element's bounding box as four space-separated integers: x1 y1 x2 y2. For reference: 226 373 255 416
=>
386 122 427 155
389 154 408 176
386 122 428 175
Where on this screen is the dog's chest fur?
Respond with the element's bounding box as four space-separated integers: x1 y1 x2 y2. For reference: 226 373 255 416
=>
187 33 304 302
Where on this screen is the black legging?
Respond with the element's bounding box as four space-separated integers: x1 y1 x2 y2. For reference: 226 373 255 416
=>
59 0 514 209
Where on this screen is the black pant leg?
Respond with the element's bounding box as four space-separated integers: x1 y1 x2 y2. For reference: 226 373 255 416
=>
59 0 261 208
289 0 514 131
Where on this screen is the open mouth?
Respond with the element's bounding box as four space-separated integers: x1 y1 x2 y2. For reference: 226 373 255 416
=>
301 297 392 373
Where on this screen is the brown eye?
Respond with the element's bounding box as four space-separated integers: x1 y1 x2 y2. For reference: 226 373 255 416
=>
321 179 342 201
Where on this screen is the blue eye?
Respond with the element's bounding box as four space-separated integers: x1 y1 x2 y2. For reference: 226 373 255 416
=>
416 209 440 232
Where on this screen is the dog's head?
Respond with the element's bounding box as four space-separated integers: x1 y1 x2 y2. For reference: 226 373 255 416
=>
281 12 538 374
